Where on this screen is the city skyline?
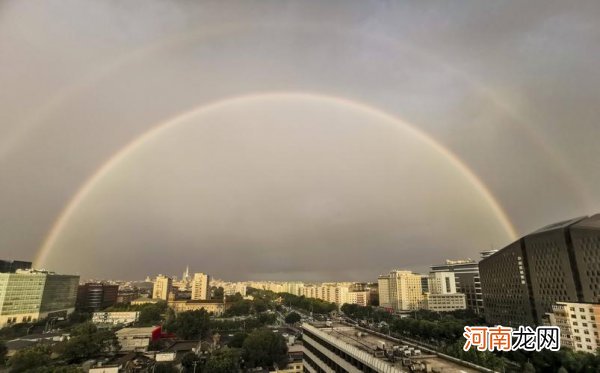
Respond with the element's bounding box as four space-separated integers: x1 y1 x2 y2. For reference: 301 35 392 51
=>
2 1 600 281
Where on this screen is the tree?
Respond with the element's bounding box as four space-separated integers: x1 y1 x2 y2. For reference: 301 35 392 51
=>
57 322 119 363
522 362 536 373
8 345 52 372
228 332 248 348
242 329 288 369
138 302 167 326
153 362 178 373
212 287 224 299
0 341 7 366
285 312 301 325
181 352 202 372
170 310 211 340
557 367 568 373
224 300 252 317
204 348 240 373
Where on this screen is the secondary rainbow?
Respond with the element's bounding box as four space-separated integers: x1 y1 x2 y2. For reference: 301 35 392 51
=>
35 92 519 267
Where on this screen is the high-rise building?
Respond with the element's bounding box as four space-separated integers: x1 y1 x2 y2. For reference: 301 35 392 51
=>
480 214 600 326
427 272 456 294
378 275 391 309
380 270 423 311
430 252 495 315
76 283 119 311
0 269 79 327
191 273 210 300
152 275 172 301
0 260 32 273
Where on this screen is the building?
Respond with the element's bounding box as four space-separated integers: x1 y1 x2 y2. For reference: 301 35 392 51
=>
131 297 162 306
424 293 466 312
116 291 139 304
427 272 456 294
92 311 140 326
377 275 391 309
379 270 423 311
0 260 32 273
346 291 370 307
480 214 600 326
168 300 228 316
422 271 466 312
545 302 600 353
0 269 79 328
191 273 210 300
430 252 496 315
116 326 161 352
76 283 119 312
152 275 172 301
302 322 479 373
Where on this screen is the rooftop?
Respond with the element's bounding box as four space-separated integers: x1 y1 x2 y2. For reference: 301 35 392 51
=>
304 322 478 373
115 326 160 337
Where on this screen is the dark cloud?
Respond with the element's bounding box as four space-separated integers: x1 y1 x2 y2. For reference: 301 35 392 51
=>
1 0 599 281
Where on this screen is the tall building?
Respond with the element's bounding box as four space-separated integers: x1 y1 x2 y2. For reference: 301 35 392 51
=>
480 214 600 326
430 253 495 315
76 283 119 311
0 260 32 273
191 273 210 300
377 275 391 308
379 270 423 311
152 275 172 301
0 269 79 327
427 272 456 294
423 271 466 312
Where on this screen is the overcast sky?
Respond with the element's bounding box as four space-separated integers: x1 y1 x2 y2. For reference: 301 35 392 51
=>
1 1 599 282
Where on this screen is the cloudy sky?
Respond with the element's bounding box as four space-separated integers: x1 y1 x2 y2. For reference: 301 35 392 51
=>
1 1 599 281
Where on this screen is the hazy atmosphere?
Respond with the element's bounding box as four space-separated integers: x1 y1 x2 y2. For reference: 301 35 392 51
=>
1 0 599 281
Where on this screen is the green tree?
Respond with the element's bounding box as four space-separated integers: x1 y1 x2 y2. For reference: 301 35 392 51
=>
204 348 240 373
170 310 211 340
181 352 202 372
8 345 52 372
0 340 7 366
224 300 252 317
212 287 224 299
153 362 178 373
138 302 167 325
557 367 568 373
242 329 287 369
284 312 301 325
57 322 119 363
228 332 248 348
522 362 535 373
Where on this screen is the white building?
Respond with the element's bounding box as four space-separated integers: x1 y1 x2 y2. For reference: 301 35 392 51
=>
191 273 210 300
152 275 172 301
115 326 160 352
92 311 140 325
546 302 600 353
428 272 456 294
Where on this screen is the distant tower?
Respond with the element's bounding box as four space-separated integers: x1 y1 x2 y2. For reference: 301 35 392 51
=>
183 266 190 281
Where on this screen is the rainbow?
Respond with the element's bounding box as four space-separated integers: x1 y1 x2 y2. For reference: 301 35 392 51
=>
35 92 519 266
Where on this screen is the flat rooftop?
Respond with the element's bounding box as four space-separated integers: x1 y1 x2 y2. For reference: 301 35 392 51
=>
306 322 478 373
